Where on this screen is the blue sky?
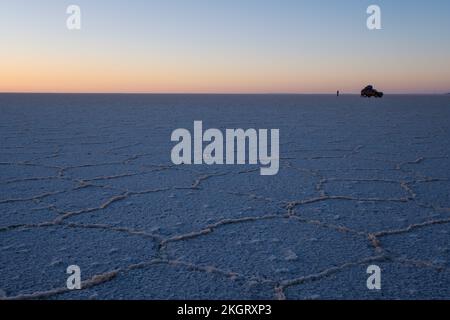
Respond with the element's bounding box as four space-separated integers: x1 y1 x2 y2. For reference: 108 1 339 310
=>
1 0 449 93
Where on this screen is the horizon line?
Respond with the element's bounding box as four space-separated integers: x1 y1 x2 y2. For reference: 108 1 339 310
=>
1 91 449 95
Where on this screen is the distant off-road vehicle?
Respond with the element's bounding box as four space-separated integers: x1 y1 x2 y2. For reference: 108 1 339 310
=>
361 85 384 98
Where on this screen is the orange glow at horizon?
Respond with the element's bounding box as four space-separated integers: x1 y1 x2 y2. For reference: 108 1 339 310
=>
1 46 449 94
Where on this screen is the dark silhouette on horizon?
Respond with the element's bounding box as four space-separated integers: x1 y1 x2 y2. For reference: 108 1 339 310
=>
361 85 384 98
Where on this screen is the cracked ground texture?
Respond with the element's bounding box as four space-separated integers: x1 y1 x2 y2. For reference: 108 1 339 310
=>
1 93 449 300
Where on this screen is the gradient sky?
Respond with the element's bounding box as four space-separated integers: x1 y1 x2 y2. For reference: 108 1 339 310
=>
1 0 449 93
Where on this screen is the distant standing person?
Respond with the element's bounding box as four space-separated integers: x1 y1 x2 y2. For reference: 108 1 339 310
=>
337 90 340 97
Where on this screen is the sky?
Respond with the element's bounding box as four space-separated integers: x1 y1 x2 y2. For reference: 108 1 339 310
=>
0 0 449 94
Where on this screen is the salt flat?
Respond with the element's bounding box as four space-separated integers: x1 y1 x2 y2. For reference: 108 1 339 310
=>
0 94 449 300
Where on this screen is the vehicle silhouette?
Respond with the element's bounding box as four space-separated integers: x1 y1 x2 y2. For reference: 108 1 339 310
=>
361 85 384 98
